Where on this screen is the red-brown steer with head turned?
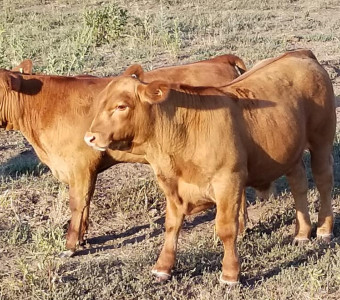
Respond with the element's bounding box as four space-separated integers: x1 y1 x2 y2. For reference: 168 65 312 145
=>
85 49 335 284
0 54 246 256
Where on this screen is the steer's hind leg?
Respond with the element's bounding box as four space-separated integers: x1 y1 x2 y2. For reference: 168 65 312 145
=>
310 149 334 242
63 171 97 255
286 160 312 244
238 190 248 236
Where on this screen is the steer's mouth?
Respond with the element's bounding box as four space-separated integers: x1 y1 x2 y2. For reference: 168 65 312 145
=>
92 144 107 152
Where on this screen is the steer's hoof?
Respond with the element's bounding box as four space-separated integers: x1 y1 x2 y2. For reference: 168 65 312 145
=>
59 250 76 258
151 269 171 282
219 273 240 286
316 233 333 244
292 237 310 246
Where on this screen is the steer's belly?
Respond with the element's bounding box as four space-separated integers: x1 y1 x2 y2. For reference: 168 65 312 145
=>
177 179 216 214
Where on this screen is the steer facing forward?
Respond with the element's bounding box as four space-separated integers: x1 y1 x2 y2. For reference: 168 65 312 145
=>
0 54 246 256
85 49 336 284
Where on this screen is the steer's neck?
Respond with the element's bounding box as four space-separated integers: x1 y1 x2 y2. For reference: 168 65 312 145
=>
0 90 22 130
149 89 221 153
1 89 48 155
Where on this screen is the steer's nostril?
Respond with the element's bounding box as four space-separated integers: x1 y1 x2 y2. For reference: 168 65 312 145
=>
84 133 96 145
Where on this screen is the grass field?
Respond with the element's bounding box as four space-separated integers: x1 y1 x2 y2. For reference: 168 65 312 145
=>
1 0 340 299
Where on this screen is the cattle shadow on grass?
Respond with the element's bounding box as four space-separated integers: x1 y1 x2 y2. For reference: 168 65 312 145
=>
241 241 336 287
172 238 332 286
0 149 49 178
75 210 216 256
174 212 340 286
242 212 340 288
76 226 164 256
74 211 340 288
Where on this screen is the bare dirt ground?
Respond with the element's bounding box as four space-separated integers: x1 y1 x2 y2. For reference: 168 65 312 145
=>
1 0 340 299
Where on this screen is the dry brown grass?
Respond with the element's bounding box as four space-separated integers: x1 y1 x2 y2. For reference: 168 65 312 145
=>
0 0 340 299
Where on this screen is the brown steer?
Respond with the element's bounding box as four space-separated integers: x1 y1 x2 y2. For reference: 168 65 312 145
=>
0 54 246 255
123 54 246 84
85 49 335 284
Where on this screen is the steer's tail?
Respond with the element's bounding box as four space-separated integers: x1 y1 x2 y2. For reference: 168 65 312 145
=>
209 54 247 75
228 55 247 75
286 49 317 61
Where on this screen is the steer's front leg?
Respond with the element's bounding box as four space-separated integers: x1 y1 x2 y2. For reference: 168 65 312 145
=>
62 171 97 257
152 196 184 281
214 172 244 285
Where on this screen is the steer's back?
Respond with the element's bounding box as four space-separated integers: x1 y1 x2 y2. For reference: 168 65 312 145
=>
144 54 246 86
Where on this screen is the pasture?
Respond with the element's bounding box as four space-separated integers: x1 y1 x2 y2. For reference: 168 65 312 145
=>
1 0 340 299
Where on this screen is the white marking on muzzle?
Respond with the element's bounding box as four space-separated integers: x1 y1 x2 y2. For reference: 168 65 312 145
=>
83 135 107 151
84 135 95 147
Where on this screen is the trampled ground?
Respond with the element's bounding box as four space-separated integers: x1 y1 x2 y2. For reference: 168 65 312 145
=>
1 1 340 299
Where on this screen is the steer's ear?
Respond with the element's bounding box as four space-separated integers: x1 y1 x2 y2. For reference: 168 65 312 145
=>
123 64 144 81
12 59 33 74
138 80 170 104
7 73 22 92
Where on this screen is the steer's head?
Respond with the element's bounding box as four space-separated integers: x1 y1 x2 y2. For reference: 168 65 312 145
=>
0 70 21 94
0 59 33 99
0 70 22 128
85 69 170 151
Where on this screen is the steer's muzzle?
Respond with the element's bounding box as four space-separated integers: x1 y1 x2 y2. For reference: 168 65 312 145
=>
84 132 107 151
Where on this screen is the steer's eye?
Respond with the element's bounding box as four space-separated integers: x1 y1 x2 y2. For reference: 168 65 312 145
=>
111 104 129 114
117 104 127 111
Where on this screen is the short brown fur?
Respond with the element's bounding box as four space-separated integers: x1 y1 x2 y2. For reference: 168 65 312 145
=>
0 54 246 253
86 50 335 283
